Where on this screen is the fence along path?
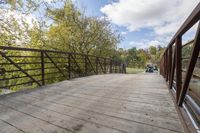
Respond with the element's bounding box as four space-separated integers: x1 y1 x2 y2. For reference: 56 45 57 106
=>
0 46 123 94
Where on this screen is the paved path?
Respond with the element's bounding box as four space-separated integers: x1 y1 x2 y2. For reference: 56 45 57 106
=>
0 73 185 133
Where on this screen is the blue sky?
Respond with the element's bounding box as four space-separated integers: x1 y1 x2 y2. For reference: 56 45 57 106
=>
72 0 199 50
2 0 198 49
74 0 154 49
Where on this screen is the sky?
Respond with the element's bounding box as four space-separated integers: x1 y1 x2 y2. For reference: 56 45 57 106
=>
73 0 199 49
1 0 199 49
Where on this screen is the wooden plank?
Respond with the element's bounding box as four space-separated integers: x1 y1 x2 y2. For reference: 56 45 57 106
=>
15 93 178 120
0 74 185 133
0 101 121 133
0 120 24 133
0 105 71 133
11 94 184 132
3 97 181 133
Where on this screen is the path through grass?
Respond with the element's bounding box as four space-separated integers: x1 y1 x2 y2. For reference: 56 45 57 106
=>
126 68 144 74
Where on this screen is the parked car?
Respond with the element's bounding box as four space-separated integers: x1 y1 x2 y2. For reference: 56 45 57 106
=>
146 65 154 73
153 65 158 71
145 64 158 73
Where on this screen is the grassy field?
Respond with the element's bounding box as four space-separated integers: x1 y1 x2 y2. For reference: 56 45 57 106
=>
126 68 145 74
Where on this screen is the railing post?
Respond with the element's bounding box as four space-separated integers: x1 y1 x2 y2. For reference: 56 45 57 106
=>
41 51 45 85
163 55 165 77
110 59 113 73
104 58 106 73
160 58 162 75
114 62 116 73
170 46 176 89
124 64 126 74
85 55 88 76
115 62 117 73
96 57 98 74
175 36 182 103
168 46 172 85
165 53 168 79
164 53 166 79
119 62 121 73
166 50 169 81
68 53 71 80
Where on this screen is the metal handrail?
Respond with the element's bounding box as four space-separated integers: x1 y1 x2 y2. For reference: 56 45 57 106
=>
160 2 200 132
0 46 125 92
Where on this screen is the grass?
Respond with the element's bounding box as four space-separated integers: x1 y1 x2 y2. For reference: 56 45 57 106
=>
126 67 145 74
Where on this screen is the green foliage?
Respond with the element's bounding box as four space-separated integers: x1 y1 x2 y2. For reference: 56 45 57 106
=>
45 2 120 56
0 0 122 93
116 45 165 68
149 46 157 55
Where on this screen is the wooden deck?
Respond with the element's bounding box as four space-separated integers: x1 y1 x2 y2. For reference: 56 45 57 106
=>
0 73 185 133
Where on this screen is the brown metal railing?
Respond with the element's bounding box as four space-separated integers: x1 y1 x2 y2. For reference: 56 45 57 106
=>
160 3 200 132
0 46 125 93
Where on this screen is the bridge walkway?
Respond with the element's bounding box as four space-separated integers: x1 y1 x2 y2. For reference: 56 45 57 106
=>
0 73 185 133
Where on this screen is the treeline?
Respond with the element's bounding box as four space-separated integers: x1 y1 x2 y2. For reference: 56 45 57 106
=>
116 46 165 68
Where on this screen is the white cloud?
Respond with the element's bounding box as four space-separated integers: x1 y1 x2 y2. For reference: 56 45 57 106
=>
101 0 199 35
129 39 164 49
101 0 199 48
0 9 38 28
129 41 146 49
0 8 38 45
121 31 127 35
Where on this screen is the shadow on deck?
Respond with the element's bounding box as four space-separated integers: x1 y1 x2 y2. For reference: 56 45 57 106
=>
0 73 185 133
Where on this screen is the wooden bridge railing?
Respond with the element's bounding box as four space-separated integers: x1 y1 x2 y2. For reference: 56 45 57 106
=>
0 46 125 93
160 3 200 132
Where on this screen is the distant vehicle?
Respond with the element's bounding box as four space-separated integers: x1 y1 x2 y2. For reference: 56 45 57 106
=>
146 66 154 73
145 64 158 73
153 65 158 71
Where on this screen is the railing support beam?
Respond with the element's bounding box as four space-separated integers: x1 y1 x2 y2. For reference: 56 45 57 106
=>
41 51 45 85
96 57 98 74
178 22 200 106
170 46 176 89
168 46 172 84
175 36 182 103
85 55 88 76
68 54 71 80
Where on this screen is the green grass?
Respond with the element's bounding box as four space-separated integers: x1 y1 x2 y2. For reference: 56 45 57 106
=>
126 67 145 74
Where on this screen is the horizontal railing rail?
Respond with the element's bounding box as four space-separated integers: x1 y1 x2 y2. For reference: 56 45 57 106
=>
160 3 200 132
0 46 125 94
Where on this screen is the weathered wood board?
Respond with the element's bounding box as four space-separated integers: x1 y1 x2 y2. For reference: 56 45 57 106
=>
0 73 185 133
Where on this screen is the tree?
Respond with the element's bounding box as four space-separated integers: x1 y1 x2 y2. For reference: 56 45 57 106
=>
0 0 122 92
127 47 137 66
137 49 150 68
42 1 121 57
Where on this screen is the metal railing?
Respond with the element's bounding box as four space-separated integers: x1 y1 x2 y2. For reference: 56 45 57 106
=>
160 3 200 132
0 46 125 93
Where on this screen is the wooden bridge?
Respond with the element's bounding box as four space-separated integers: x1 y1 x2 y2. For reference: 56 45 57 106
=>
0 3 200 133
0 74 185 133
